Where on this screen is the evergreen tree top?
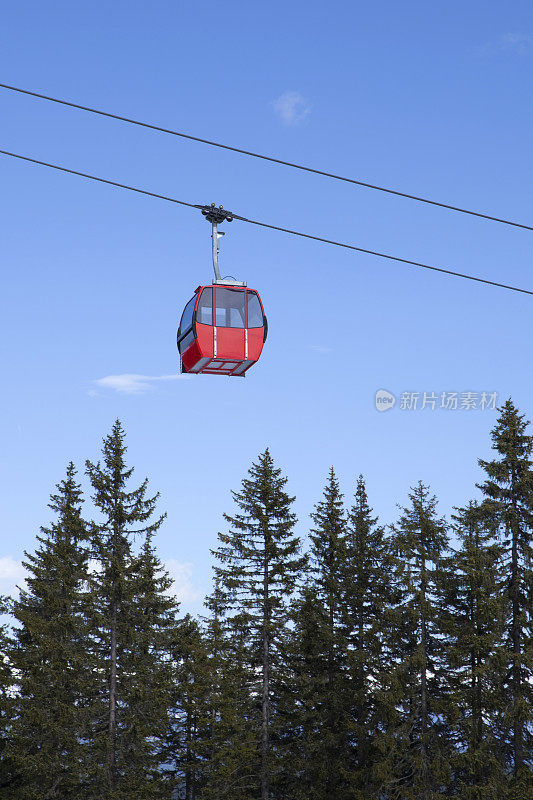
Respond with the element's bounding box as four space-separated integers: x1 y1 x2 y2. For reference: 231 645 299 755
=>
48 461 82 514
20 463 87 604
477 400 533 543
393 481 448 562
348 474 381 536
212 448 304 631
309 467 346 570
479 400 532 474
219 448 299 535
477 399 533 483
227 448 297 525
86 419 166 535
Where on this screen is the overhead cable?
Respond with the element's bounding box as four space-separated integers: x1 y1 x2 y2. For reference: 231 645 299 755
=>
1 81 532 232
1 148 531 297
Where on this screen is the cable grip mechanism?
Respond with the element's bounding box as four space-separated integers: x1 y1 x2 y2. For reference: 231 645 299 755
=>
199 203 234 281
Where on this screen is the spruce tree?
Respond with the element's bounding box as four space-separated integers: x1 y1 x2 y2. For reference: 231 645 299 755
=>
439 501 507 799
211 449 305 800
8 463 92 800
85 419 177 800
162 613 208 800
281 583 335 800
343 475 396 798
192 603 260 800
477 400 533 794
287 468 354 800
162 607 252 800
123 532 181 797
385 482 450 800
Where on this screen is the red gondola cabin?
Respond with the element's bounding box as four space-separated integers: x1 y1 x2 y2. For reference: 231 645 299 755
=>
177 282 267 376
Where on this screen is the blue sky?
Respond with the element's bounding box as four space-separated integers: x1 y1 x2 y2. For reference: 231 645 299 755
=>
1 1 533 614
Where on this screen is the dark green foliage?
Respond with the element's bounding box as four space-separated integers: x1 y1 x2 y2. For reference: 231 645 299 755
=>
385 482 451 800
184 616 213 800
343 476 397 798
84 419 180 800
194 602 260 800
282 584 337 800
211 449 305 800
123 533 181 797
162 604 257 800
477 400 533 795
163 614 210 800
439 501 508 799
286 468 354 800
8 463 92 800
3 407 533 798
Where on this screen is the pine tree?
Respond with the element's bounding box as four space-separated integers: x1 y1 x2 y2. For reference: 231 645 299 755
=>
286 468 354 800
166 614 211 800
343 475 396 798
162 610 242 800
193 600 260 800
439 501 507 799
281 583 335 800
211 449 305 800
7 463 92 800
385 482 450 800
477 400 533 794
85 419 177 800
123 532 182 797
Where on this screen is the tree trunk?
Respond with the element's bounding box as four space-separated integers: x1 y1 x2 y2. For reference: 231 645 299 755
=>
327 586 335 793
261 556 270 800
473 530 483 753
511 520 523 774
186 709 192 800
510 471 524 775
357 601 365 764
420 560 429 800
108 601 117 792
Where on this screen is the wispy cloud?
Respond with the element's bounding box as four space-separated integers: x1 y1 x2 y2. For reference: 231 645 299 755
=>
87 555 199 603
93 373 190 395
309 345 332 354
165 560 200 604
272 91 311 126
475 33 533 57
501 33 533 53
0 556 26 598
0 555 200 612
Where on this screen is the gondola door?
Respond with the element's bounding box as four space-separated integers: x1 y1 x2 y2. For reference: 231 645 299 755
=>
213 285 246 362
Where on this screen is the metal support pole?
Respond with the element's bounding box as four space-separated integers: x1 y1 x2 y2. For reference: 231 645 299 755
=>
211 220 222 281
201 204 233 281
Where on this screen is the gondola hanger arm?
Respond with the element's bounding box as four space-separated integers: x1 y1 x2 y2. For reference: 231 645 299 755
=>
198 203 234 282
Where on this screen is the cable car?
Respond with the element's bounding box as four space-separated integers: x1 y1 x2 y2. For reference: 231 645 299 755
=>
178 282 267 376
177 204 267 377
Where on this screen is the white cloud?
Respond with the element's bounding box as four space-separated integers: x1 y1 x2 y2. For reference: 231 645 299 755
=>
309 345 332 354
475 33 533 57
164 559 200 604
501 33 533 53
0 555 199 605
93 373 190 395
272 91 311 126
0 557 27 598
